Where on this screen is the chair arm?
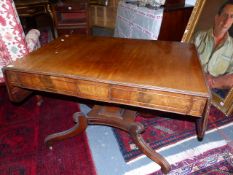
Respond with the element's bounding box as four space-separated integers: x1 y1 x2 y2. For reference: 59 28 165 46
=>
26 29 41 52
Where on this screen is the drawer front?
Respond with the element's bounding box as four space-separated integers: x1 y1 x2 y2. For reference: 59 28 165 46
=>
8 71 77 96
7 71 108 101
17 6 46 16
56 12 88 25
110 85 206 117
6 71 206 117
77 80 109 101
54 3 87 12
57 28 89 36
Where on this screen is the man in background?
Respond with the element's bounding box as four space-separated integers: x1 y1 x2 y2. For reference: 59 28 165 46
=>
192 0 233 89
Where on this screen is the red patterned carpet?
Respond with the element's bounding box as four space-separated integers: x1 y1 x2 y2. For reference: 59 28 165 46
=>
0 86 96 175
113 107 233 162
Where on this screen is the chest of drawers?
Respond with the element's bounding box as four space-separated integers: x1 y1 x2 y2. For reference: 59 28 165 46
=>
15 0 55 37
52 0 89 36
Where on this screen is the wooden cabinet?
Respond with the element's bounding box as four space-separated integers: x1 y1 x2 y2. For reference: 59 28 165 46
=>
165 0 185 6
52 0 89 37
158 4 193 41
89 0 120 29
15 0 55 38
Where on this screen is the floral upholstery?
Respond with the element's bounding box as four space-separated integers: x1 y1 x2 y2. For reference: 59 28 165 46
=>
26 29 41 52
0 0 40 83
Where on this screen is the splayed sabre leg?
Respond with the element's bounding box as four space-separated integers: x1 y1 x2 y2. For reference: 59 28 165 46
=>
44 105 171 174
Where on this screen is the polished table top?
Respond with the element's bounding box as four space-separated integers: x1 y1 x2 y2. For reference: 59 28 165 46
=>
3 34 209 116
3 34 210 173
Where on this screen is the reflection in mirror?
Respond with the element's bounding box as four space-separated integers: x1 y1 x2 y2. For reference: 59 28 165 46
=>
182 0 233 116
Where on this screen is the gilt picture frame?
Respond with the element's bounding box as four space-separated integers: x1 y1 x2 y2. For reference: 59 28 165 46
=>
181 0 229 42
181 0 207 42
181 0 233 116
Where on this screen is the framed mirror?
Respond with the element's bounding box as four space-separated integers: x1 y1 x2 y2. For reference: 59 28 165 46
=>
181 0 233 116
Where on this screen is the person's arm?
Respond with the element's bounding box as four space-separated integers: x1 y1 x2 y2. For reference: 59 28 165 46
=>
206 73 233 89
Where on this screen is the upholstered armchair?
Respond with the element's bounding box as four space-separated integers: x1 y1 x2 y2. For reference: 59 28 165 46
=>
0 0 40 84
0 0 42 105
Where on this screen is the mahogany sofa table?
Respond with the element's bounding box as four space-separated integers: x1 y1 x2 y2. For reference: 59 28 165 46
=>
3 35 210 174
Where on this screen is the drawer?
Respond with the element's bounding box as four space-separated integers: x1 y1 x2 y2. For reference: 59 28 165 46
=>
76 80 109 101
9 71 77 96
110 85 206 116
56 12 88 25
16 5 46 16
57 28 89 36
54 3 88 12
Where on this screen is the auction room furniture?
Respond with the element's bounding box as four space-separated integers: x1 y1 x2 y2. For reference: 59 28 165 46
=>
51 0 89 36
158 2 193 41
3 35 210 174
14 0 55 38
89 0 120 29
0 0 40 83
0 0 42 105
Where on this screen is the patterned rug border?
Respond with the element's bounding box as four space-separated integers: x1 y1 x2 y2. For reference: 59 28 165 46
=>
113 106 233 162
156 144 233 175
124 144 233 175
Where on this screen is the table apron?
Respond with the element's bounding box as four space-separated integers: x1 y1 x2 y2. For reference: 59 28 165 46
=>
6 70 207 117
